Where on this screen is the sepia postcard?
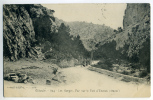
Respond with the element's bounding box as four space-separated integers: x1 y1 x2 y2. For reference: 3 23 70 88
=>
3 3 150 97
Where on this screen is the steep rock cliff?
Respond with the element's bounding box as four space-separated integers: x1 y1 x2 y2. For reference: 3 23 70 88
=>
94 4 150 71
123 4 150 30
28 4 57 41
116 3 150 58
3 4 56 61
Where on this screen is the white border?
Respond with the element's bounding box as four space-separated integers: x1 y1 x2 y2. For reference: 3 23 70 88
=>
0 0 152 100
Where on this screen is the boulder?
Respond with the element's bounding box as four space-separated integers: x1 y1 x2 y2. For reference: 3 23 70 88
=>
46 79 51 85
24 80 28 84
32 80 36 84
4 74 10 80
27 77 34 83
7 73 16 81
14 77 19 83
20 74 28 80
17 74 28 83
52 75 59 82
52 72 66 83
52 67 58 75
12 76 18 81
16 72 21 76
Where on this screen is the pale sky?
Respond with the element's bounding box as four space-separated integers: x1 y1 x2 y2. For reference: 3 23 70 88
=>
42 4 127 29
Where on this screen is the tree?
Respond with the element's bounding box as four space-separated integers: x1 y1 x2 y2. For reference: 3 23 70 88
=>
118 27 123 33
49 23 89 64
88 39 98 64
114 29 118 34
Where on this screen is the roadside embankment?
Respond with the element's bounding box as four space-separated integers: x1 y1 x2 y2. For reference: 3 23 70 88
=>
88 66 148 84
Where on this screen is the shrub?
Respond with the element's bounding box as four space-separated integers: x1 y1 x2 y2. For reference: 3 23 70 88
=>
93 60 113 71
134 75 138 77
139 70 148 78
130 70 135 74
121 78 131 82
121 71 130 75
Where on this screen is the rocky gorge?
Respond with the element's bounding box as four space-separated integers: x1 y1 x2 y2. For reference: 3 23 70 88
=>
3 4 150 86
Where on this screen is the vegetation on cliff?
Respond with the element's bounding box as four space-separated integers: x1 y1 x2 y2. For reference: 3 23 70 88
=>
3 4 150 77
93 4 150 77
3 4 89 66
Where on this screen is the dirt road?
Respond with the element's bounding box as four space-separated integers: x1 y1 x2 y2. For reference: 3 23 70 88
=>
4 66 150 97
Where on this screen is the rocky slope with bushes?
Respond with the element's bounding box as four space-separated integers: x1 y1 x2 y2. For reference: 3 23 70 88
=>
55 18 115 51
3 4 90 85
3 4 56 61
3 3 150 81
3 4 89 64
94 4 150 77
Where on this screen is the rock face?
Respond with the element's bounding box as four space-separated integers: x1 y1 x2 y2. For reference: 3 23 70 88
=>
3 5 35 61
3 4 56 61
94 4 150 72
116 3 150 58
29 4 57 41
3 4 89 65
123 4 150 30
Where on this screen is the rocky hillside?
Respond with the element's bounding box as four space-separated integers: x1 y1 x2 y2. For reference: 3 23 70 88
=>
123 4 150 30
3 4 56 61
3 4 89 63
55 18 115 51
68 22 115 51
94 4 150 72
